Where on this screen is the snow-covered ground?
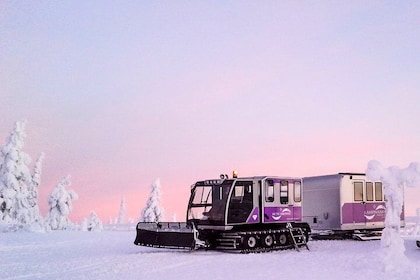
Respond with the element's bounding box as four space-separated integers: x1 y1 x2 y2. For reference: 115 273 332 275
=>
1 229 419 280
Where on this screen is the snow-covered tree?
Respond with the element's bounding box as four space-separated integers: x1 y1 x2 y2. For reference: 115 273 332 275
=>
81 211 103 232
415 208 420 236
115 197 126 224
366 160 420 271
0 120 33 225
46 175 78 230
140 178 164 222
27 152 45 225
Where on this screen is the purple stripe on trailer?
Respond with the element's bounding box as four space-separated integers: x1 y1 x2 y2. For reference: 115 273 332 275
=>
342 202 386 224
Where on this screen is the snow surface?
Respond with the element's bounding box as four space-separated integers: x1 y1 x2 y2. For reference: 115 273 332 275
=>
1 230 419 280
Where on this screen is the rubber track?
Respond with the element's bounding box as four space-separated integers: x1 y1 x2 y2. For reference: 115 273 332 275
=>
216 229 307 253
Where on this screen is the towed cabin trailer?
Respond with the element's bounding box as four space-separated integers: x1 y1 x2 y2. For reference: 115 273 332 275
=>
302 173 404 240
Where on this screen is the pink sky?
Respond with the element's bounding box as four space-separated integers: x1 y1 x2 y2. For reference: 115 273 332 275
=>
1 1 419 222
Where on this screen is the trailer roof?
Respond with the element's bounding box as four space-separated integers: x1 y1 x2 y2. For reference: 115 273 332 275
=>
338 172 365 176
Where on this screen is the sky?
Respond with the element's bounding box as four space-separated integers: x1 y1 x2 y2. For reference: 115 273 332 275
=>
0 1 419 222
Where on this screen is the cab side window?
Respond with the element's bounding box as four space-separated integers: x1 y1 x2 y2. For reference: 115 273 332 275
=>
265 180 274 202
294 181 301 202
280 180 288 204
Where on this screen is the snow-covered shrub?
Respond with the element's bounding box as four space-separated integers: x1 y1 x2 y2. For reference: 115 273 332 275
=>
81 211 103 232
46 175 78 230
140 178 164 222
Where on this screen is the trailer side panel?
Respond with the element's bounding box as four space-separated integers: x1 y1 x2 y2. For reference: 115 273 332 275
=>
302 174 341 231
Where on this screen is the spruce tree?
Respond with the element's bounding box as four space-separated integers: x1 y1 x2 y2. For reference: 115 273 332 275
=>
140 178 164 222
0 121 33 224
27 152 45 224
116 197 126 224
46 175 78 230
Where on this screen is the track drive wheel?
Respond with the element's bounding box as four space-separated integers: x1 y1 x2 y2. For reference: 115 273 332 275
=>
245 235 257 249
278 233 288 246
263 234 274 247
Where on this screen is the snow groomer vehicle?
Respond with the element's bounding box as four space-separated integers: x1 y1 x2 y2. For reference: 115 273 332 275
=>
135 173 310 252
302 173 404 240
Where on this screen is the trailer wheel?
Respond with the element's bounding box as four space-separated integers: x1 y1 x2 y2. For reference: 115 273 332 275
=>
263 235 274 247
278 233 288 245
416 241 420 248
245 236 257 249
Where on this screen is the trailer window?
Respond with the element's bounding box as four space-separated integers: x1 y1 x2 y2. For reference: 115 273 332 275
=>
280 181 288 204
366 182 374 201
354 182 363 201
294 181 301 202
375 182 383 201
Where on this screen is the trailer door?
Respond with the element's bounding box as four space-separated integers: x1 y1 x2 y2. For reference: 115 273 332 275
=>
364 182 386 226
352 181 367 225
352 181 386 227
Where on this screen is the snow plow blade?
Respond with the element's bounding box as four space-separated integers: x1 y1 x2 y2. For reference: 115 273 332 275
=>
134 222 195 249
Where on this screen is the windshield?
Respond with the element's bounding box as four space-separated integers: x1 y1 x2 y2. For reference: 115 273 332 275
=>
187 180 233 224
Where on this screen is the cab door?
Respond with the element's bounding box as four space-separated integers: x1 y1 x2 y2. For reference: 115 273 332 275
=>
226 180 254 224
262 179 279 222
262 178 295 223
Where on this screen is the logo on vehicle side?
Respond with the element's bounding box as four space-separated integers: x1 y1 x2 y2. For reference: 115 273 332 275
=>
272 208 292 220
364 205 386 220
